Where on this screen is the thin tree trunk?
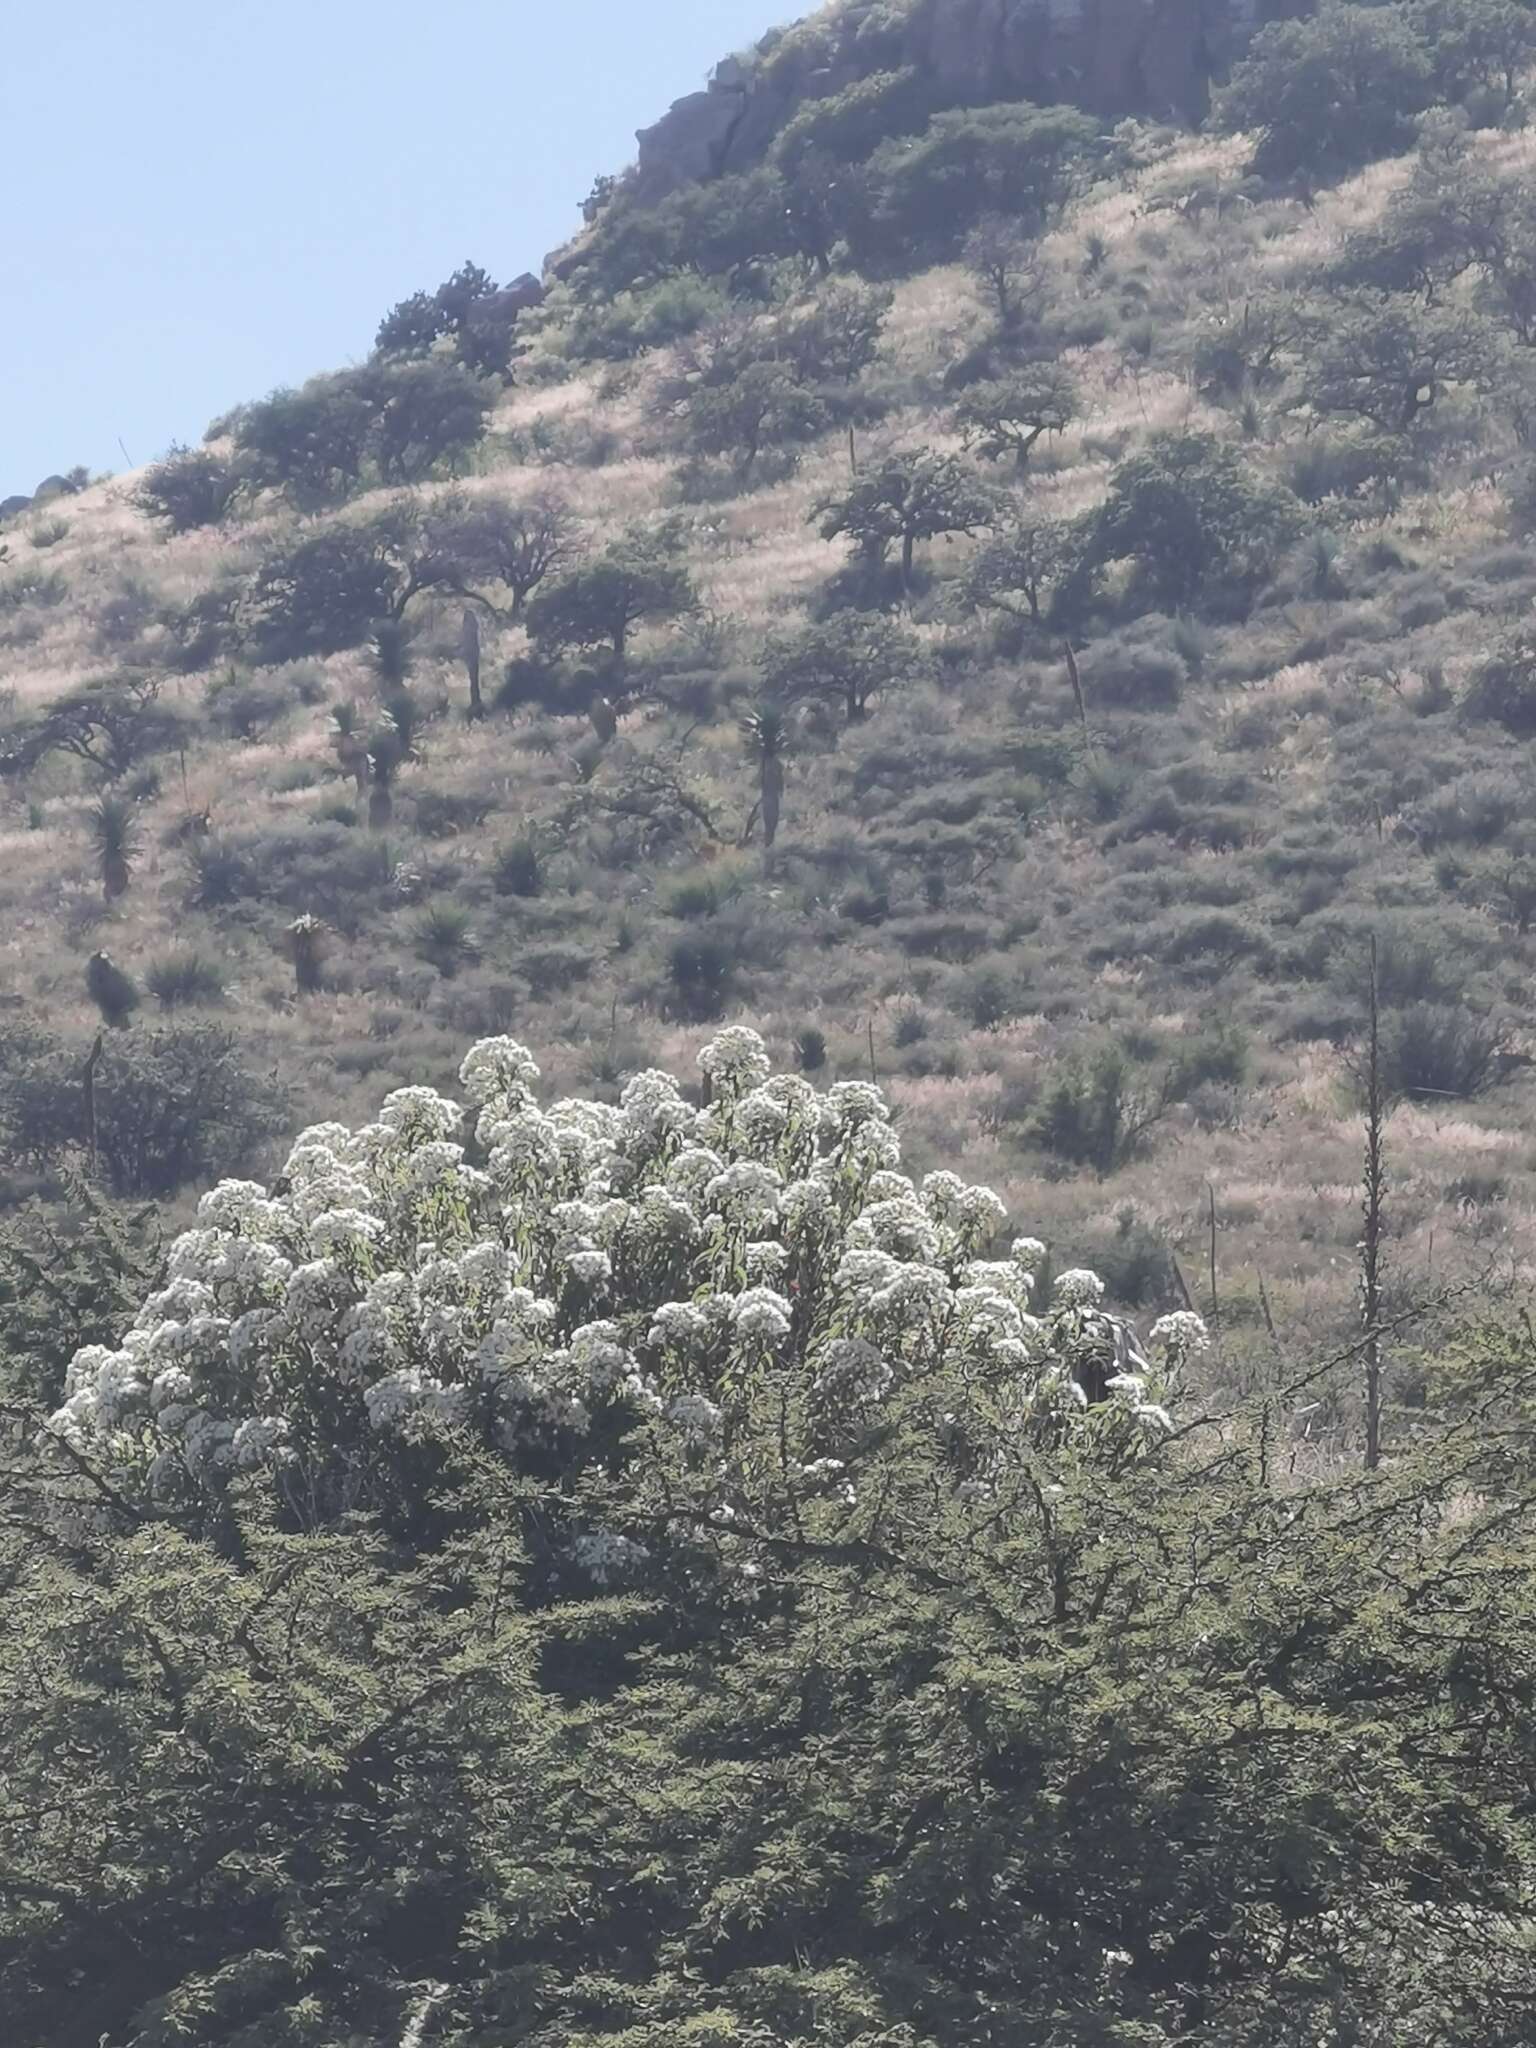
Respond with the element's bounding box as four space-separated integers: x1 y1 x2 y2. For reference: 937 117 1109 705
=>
460 609 483 720
1362 934 1387 1470
761 757 783 848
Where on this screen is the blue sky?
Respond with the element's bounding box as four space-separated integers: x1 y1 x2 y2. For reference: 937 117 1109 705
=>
2 1 787 497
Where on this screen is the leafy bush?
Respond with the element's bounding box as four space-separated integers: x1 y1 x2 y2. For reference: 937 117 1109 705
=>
1381 1001 1513 1099
133 446 243 533
1030 1047 1170 1174
1089 433 1303 613
1217 3 1433 178
526 526 696 660
244 521 406 662
0 1026 284 1197
233 372 379 507
1461 634 1536 734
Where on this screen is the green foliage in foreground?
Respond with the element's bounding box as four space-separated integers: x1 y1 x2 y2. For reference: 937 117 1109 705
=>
4 1343 1536 2045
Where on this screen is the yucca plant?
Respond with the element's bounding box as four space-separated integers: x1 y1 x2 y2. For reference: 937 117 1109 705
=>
412 902 481 980
88 795 140 901
589 692 618 745
368 617 414 690
286 914 326 996
331 702 370 793
85 949 139 1028
742 701 790 848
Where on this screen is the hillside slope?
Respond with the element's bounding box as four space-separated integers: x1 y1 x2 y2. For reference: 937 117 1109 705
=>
6 0 1536 1426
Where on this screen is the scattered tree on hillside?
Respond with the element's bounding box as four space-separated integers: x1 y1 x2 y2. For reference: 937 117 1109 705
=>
371 359 492 485
1302 294 1502 432
422 486 586 618
963 214 1048 333
817 448 996 589
954 368 1078 472
132 447 243 533
966 509 1077 627
761 610 927 723
526 527 696 661
1088 432 1303 611
1217 3 1433 179
0 675 184 783
244 522 409 662
233 372 379 507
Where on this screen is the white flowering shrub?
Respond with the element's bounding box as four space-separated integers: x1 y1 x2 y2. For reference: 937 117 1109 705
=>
50 1029 1193 1557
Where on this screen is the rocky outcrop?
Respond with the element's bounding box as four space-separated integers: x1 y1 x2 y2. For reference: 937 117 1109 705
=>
631 0 1269 203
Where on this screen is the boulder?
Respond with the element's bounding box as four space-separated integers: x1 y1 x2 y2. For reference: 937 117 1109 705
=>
0 495 33 522
634 83 749 197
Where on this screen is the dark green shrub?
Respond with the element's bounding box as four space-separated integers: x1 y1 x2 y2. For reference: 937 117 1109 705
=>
1381 1001 1513 1100
1029 1048 1167 1175
145 952 227 1010
245 525 404 663
1461 635 1536 735
371 360 492 485
527 527 696 661
234 372 379 507
1089 434 1303 613
133 447 243 533
0 1026 284 1197
493 836 545 898
1216 4 1432 178
665 930 738 1021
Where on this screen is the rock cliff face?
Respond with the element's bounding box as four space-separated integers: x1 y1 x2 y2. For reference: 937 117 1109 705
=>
631 0 1269 202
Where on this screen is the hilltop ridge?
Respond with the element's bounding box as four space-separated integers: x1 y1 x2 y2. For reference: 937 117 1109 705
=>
629 0 1268 202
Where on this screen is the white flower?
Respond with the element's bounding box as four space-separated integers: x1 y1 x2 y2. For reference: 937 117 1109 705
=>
459 1036 541 1107
648 1300 710 1350
824 1080 888 1131
847 1198 941 1264
698 1026 771 1095
730 1287 793 1343
365 1370 427 1428
743 1240 790 1285
377 1087 463 1141
564 1247 612 1286
308 1208 384 1256
1149 1311 1211 1357
812 1337 893 1404
1011 1237 1047 1272
705 1159 783 1227
665 1392 723 1439
1054 1268 1106 1308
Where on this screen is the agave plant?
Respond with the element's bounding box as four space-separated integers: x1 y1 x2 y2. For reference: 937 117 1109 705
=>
412 902 481 980
741 701 790 848
88 795 140 901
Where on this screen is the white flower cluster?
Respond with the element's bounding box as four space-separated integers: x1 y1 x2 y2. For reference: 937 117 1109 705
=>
50 1030 1189 1513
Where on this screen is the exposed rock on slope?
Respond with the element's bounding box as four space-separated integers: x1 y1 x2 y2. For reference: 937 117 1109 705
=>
633 0 1269 200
